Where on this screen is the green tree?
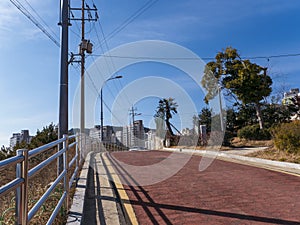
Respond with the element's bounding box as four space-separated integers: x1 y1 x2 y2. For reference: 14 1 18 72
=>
154 98 178 136
262 103 292 126
193 108 212 133
235 104 257 128
226 108 237 133
29 123 58 149
202 47 272 129
13 140 28 151
0 146 8 160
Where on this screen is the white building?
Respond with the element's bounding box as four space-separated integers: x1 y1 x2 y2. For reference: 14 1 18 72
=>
122 126 131 147
181 128 191 136
282 88 300 105
9 130 32 150
115 130 123 144
89 127 101 140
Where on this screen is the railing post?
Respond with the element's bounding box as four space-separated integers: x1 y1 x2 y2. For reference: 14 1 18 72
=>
77 133 81 165
63 134 69 212
75 134 79 173
16 149 29 225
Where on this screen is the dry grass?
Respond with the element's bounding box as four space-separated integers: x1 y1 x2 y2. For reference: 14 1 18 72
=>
230 137 300 163
171 137 300 164
224 138 300 163
230 137 273 148
171 138 272 151
0 146 79 225
247 147 300 164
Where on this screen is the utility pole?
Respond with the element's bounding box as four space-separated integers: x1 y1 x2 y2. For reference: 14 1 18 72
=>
58 0 69 173
129 106 141 125
81 0 85 137
129 107 141 146
69 2 98 137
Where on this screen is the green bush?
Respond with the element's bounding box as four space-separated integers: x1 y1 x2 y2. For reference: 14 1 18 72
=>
271 121 300 153
237 124 271 140
223 130 235 146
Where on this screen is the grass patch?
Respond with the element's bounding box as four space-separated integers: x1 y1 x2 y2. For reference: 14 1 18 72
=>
230 137 273 148
170 138 300 164
247 147 300 164
0 146 80 225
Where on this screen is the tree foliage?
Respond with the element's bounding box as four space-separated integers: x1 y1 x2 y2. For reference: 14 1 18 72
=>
11 123 58 152
202 47 272 129
237 124 271 140
193 108 212 133
0 123 58 160
30 123 58 149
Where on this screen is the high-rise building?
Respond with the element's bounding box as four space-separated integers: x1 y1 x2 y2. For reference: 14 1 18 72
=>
133 120 145 147
9 130 32 150
89 127 101 140
122 126 131 147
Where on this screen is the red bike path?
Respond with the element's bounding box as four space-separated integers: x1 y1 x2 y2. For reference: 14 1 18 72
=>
107 150 300 225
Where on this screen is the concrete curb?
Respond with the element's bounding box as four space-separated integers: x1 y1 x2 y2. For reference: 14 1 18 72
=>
163 147 300 174
66 152 131 225
103 153 139 225
66 152 92 224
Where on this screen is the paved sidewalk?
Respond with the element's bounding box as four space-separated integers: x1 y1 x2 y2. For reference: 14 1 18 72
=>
223 146 268 155
67 152 122 225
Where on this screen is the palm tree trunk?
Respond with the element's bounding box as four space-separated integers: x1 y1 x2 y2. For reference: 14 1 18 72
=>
166 119 174 136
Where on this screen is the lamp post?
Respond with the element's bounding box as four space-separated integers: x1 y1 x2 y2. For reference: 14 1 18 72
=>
101 76 122 142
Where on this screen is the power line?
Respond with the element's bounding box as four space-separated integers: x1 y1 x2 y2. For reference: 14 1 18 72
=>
247 53 300 60
84 68 125 125
90 53 300 61
9 0 60 47
94 0 159 51
96 20 133 107
23 0 60 41
87 15 134 108
103 99 124 125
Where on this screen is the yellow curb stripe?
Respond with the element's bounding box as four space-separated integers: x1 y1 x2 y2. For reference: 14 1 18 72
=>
102 153 139 225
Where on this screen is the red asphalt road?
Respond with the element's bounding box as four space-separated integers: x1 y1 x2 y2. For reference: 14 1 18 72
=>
108 151 300 225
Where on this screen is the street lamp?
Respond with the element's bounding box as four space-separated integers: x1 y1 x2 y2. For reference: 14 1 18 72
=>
100 75 123 142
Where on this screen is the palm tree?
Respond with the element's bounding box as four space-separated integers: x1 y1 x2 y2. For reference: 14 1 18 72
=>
155 98 178 136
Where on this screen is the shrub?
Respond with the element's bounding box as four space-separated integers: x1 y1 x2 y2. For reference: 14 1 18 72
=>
206 130 234 146
271 121 300 153
223 130 235 146
237 124 271 140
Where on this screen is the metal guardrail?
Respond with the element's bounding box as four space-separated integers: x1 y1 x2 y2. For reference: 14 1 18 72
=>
0 134 87 225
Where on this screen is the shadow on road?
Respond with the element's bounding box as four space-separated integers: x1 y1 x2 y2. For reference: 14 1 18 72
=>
107 152 300 225
81 153 106 225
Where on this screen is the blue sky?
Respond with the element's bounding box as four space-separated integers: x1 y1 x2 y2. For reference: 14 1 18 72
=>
0 0 300 146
